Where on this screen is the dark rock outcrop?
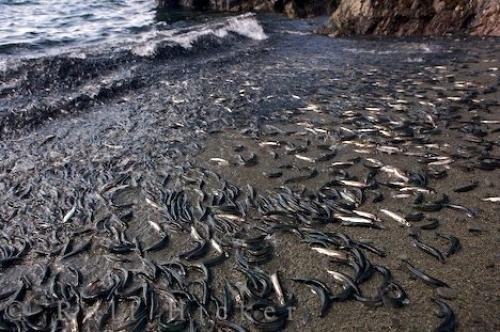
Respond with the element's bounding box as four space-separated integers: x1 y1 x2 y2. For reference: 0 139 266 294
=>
325 0 500 36
155 0 339 18
470 0 500 36
155 0 500 36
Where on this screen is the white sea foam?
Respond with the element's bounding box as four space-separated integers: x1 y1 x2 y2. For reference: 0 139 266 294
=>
223 13 268 41
132 13 267 57
343 42 439 56
280 30 313 36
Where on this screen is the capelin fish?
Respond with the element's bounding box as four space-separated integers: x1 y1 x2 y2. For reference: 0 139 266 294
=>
337 179 371 188
334 214 379 228
352 210 381 222
427 158 454 166
179 240 209 260
405 211 424 222
259 141 280 148
209 158 229 166
295 154 315 163
443 204 477 218
363 158 383 169
354 149 371 154
453 181 478 193
62 206 76 223
343 141 374 148
62 240 92 260
380 209 410 227
482 196 500 203
292 278 333 317
431 298 457 332
402 260 449 288
326 270 360 295
381 165 409 182
147 220 162 233
144 233 169 252
376 146 401 155
210 239 223 253
311 246 348 261
263 171 283 178
215 213 245 222
190 226 203 241
271 272 286 305
316 152 337 162
410 235 446 263
144 197 162 209
400 187 434 194
331 161 355 169
436 233 461 257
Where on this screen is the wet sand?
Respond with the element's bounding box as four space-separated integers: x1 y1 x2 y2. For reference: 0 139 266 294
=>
0 14 499 332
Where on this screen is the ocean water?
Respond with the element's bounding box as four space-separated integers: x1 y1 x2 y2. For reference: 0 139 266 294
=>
0 2 499 331
0 0 494 129
0 0 260 56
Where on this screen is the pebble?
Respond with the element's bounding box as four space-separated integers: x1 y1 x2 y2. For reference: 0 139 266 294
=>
398 254 409 261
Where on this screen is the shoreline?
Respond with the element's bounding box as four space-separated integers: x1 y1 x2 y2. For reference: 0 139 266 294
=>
0 14 499 331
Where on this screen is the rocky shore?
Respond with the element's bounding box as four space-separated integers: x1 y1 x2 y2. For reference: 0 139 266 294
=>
156 0 500 36
1 10 499 332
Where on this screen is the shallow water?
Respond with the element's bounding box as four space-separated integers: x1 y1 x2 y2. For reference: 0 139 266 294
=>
0 0 217 56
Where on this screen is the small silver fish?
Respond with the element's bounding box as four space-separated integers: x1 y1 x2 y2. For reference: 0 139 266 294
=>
353 210 381 222
482 196 500 203
338 180 369 188
147 220 162 233
381 165 409 182
376 146 401 154
209 158 229 166
271 272 286 305
400 187 434 194
190 226 203 241
210 239 223 253
331 161 354 168
215 213 245 222
63 206 76 223
259 141 280 148
311 246 348 261
145 197 162 209
295 154 315 163
380 209 410 227
427 158 453 166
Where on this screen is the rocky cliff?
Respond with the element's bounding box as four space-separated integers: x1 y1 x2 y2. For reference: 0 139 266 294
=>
325 0 500 37
155 0 500 36
156 0 339 18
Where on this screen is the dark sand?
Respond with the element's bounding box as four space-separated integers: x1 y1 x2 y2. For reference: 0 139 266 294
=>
0 14 499 332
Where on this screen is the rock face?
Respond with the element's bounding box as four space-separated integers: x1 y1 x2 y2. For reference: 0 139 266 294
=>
471 0 500 36
155 0 339 18
326 0 500 36
155 0 500 36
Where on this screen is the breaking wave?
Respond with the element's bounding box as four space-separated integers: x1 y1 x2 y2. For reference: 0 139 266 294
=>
0 13 268 134
131 13 267 57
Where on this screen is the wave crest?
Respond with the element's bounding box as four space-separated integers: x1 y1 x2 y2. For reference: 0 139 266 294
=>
132 13 267 57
